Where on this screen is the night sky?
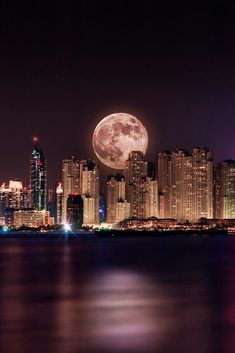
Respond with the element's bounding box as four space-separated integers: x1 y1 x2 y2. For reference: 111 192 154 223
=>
1 1 235 186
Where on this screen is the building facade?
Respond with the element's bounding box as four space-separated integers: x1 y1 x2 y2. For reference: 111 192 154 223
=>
215 160 235 219
67 194 83 227
56 182 63 224
81 160 99 225
124 151 148 218
30 141 47 211
157 147 213 223
106 175 130 223
140 177 159 218
0 180 24 223
11 209 52 227
62 156 80 222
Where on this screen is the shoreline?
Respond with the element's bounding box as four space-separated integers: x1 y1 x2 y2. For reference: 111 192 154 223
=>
0 229 231 238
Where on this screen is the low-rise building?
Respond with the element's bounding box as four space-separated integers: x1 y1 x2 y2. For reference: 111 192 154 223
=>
119 217 177 230
12 209 52 227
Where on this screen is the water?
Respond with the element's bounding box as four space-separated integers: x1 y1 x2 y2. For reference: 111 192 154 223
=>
0 236 234 353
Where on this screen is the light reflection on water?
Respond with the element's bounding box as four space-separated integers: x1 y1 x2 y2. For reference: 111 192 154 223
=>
0 237 233 353
59 270 166 352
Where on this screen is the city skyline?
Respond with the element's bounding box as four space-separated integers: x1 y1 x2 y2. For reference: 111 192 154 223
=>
2 137 235 227
1 134 235 185
1 133 235 187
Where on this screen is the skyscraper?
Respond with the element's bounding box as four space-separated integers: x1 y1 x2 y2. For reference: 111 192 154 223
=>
0 180 23 222
157 151 174 219
47 188 56 220
124 151 148 218
21 186 32 208
215 160 235 219
140 177 159 218
192 147 213 222
30 138 47 211
106 174 130 223
81 160 99 225
157 147 213 223
62 156 80 222
56 182 63 224
171 149 193 222
67 194 83 227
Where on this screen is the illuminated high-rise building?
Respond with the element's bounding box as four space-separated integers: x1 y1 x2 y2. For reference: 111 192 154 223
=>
157 151 173 219
116 200 130 223
56 182 63 224
140 177 159 218
62 156 80 222
107 175 130 223
30 138 47 211
9 180 23 208
157 147 213 223
21 186 32 208
0 180 23 222
0 181 35 225
124 151 148 218
215 160 235 219
191 147 213 222
67 194 83 227
47 188 56 220
172 149 193 222
81 160 99 225
213 166 221 219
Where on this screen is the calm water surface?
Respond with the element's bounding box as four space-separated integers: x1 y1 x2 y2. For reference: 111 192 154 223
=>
0 236 234 353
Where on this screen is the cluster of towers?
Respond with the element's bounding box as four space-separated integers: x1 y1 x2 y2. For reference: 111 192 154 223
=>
0 140 49 226
158 148 213 223
58 151 158 227
106 152 158 223
158 148 235 222
60 157 99 226
1 140 235 228
60 148 235 226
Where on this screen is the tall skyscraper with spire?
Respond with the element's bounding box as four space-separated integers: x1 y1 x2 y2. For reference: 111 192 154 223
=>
30 137 47 211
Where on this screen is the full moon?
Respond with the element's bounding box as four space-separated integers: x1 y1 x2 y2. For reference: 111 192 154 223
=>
92 113 148 169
